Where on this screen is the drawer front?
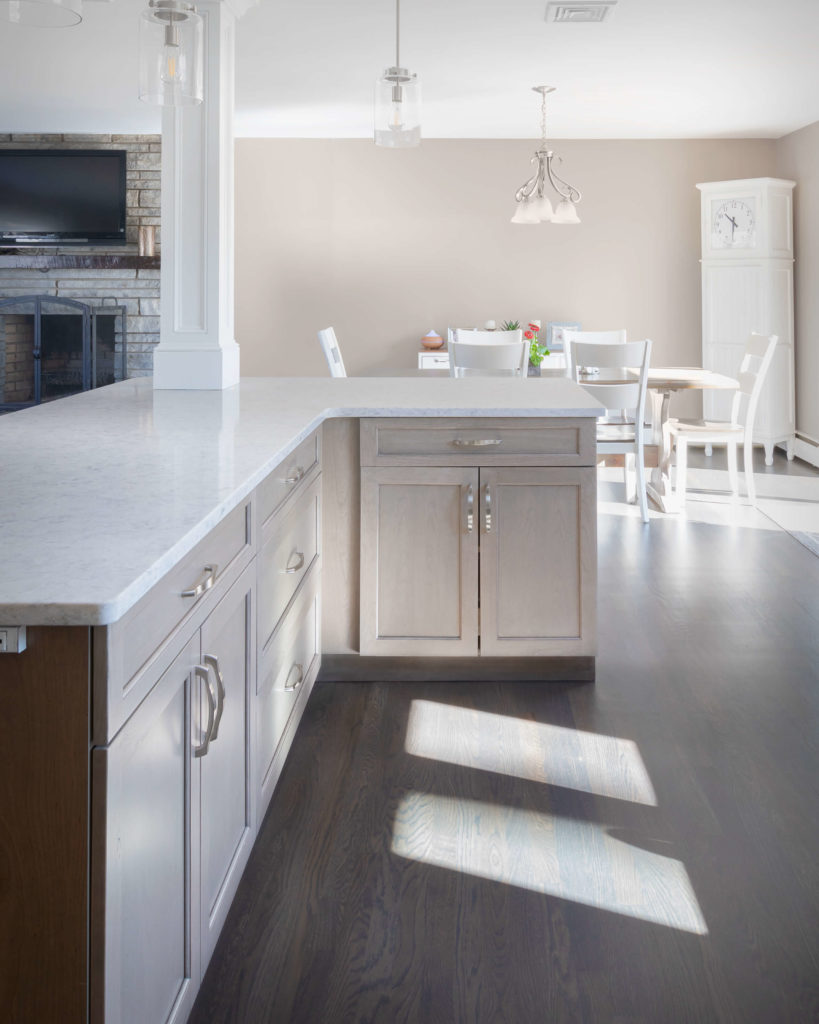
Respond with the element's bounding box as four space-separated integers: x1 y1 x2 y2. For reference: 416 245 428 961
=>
256 575 320 796
117 501 251 696
360 417 595 466
258 430 320 527
258 476 321 648
419 351 450 369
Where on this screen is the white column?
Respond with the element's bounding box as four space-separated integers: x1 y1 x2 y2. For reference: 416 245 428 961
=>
153 0 240 390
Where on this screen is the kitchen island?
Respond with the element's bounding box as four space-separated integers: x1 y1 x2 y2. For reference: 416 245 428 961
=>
0 375 601 1024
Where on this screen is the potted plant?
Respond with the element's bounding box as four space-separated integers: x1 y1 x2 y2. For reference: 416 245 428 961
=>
500 320 549 376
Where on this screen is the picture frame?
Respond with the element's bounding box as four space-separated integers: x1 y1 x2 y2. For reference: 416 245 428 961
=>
546 321 580 352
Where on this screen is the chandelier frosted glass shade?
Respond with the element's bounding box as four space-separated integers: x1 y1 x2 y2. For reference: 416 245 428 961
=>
138 0 203 107
552 198 581 224
375 68 421 148
0 0 82 26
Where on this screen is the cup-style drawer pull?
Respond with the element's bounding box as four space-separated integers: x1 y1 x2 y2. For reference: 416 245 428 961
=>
285 466 305 485
284 662 304 692
283 550 305 574
181 564 217 599
452 438 502 448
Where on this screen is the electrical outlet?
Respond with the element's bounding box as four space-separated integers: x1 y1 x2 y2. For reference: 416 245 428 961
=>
0 627 26 654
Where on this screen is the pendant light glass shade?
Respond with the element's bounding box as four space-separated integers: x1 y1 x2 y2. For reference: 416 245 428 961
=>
138 0 203 107
0 0 82 26
375 68 421 148
552 198 581 224
375 0 420 148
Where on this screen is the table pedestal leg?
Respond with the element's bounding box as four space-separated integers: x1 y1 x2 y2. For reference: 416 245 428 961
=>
646 388 680 513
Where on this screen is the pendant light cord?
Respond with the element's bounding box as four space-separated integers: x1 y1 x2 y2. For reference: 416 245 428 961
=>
395 0 400 67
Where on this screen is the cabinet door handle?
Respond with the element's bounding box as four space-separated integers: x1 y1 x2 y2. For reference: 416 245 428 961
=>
203 654 225 741
284 662 304 692
283 550 305 574
484 483 492 533
465 484 474 533
194 665 217 758
285 466 305 485
452 438 502 448
181 565 217 599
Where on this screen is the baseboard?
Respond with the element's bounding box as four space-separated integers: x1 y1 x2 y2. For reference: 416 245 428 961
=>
794 435 819 469
319 654 596 684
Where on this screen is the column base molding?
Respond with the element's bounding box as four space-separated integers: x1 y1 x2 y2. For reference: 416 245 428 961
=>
153 343 240 390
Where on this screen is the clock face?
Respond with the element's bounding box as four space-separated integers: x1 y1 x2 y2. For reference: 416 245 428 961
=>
711 198 756 249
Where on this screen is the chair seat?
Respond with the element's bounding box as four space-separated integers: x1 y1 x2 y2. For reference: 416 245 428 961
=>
667 417 742 437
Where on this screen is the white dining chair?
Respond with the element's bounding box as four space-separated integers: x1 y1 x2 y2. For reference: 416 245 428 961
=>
666 332 777 506
570 338 653 523
317 326 347 377
562 329 627 378
449 330 528 378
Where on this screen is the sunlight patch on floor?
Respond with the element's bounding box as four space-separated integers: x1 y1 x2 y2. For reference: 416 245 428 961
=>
405 701 657 806
391 793 708 935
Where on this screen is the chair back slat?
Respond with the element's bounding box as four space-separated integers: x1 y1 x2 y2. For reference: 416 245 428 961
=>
317 326 347 378
570 339 653 418
729 332 777 425
563 329 627 376
455 328 522 345
449 338 528 377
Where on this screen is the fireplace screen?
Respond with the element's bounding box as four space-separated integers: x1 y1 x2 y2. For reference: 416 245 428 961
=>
0 295 126 411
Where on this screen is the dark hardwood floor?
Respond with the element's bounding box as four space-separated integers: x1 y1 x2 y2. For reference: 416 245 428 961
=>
191 479 819 1024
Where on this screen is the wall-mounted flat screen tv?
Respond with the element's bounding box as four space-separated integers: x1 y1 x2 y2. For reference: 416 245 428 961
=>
0 149 127 247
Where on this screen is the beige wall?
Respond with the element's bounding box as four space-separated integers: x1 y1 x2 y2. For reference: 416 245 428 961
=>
777 120 819 444
236 139 775 389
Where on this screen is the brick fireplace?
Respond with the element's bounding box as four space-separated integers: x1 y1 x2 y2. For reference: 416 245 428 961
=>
0 133 162 386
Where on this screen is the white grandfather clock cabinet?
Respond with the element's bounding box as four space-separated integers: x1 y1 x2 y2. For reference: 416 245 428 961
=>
697 177 796 463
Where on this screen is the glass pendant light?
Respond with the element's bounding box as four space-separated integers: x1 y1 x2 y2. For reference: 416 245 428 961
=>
511 86 582 224
375 0 421 148
0 0 82 27
139 0 203 107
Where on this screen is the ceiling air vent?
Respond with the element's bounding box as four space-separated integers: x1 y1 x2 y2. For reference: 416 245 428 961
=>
545 2 617 23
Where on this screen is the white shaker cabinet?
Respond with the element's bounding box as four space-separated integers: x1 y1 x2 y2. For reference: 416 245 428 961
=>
95 563 255 1024
359 419 597 660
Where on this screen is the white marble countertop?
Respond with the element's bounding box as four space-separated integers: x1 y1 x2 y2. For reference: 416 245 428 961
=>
0 376 602 626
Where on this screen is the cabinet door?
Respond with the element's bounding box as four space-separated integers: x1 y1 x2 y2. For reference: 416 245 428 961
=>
360 467 479 656
96 635 201 1024
479 467 596 657
199 564 255 967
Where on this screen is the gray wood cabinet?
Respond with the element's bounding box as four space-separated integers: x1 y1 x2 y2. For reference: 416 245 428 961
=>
359 419 597 659
95 563 255 1024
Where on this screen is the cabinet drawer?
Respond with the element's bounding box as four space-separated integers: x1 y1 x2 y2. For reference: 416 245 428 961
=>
360 417 595 466
95 501 252 744
257 574 320 798
258 476 321 648
258 430 320 527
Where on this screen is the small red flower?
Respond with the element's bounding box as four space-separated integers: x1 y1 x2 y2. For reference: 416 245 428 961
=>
528 322 540 332
524 330 533 340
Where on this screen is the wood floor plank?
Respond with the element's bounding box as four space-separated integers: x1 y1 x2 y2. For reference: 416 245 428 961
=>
191 501 819 1024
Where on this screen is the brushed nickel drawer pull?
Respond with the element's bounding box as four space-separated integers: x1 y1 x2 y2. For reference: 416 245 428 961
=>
283 551 305 574
194 665 217 758
465 484 474 533
203 654 225 741
284 662 304 692
285 466 305 484
452 438 502 448
182 564 217 599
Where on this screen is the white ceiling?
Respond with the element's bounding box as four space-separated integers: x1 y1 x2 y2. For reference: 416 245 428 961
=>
1 0 818 139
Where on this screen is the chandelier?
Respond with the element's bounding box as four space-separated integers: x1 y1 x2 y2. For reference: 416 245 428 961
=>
511 86 581 224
